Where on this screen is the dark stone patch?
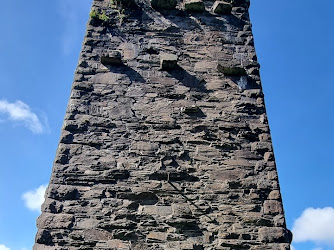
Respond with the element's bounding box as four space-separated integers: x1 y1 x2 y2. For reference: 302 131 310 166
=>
149 171 199 182
117 192 159 205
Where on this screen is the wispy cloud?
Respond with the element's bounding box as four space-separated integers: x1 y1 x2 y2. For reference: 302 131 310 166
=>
22 185 47 212
292 207 334 246
58 0 92 55
0 244 10 250
0 99 44 133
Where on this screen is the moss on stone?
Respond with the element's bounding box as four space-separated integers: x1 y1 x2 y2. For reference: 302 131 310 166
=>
217 64 247 76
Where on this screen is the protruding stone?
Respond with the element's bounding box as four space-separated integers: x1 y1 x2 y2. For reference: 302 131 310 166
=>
264 200 283 215
182 105 206 117
264 152 274 161
217 64 247 76
160 53 178 70
101 51 122 66
146 232 167 242
268 190 281 200
151 0 177 10
183 105 200 113
139 205 173 216
251 142 273 153
37 213 74 229
172 204 192 218
184 0 205 12
212 1 232 14
35 229 53 245
106 239 131 249
258 227 292 243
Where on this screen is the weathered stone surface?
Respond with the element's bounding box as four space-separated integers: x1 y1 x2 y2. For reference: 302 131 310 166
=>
100 51 122 66
258 227 292 243
147 232 167 242
212 1 232 14
37 213 74 229
217 64 247 76
184 0 205 12
151 0 177 10
160 53 178 70
35 0 291 249
264 200 284 215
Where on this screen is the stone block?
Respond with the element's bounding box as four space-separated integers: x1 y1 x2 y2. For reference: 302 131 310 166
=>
264 152 274 161
117 191 159 205
251 244 290 250
263 200 283 215
76 218 99 229
274 214 286 227
268 190 281 200
183 105 200 113
166 242 198 249
106 239 131 249
101 51 122 66
217 64 247 76
184 0 205 12
35 229 53 245
140 205 173 216
172 204 192 217
160 53 178 70
251 142 273 153
151 0 177 10
212 1 232 14
83 229 113 241
146 232 167 242
258 227 292 243
37 213 74 229
48 185 80 201
33 244 55 250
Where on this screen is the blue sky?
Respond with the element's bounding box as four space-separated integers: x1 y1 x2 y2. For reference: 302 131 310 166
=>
0 0 333 249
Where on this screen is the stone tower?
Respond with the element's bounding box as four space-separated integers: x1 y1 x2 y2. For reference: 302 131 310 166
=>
34 0 292 249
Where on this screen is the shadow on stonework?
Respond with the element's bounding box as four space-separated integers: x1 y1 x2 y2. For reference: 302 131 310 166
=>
167 180 217 223
105 64 146 84
168 66 210 92
229 75 260 90
166 219 204 237
160 10 203 32
225 13 247 29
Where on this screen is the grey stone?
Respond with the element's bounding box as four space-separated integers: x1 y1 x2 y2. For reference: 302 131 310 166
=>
264 200 284 215
146 232 167 242
160 53 178 70
184 0 205 12
258 227 292 243
151 0 177 10
101 51 122 66
37 213 74 229
212 1 232 14
217 63 247 76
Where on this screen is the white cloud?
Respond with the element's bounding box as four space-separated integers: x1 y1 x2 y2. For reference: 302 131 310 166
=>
292 207 334 245
312 248 323 250
0 244 10 250
22 185 47 212
0 99 44 133
290 245 296 250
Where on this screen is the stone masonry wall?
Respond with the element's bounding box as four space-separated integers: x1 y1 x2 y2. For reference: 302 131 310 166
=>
34 0 292 249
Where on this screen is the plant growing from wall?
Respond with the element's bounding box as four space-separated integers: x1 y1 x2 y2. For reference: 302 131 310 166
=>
90 9 110 25
109 0 127 25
